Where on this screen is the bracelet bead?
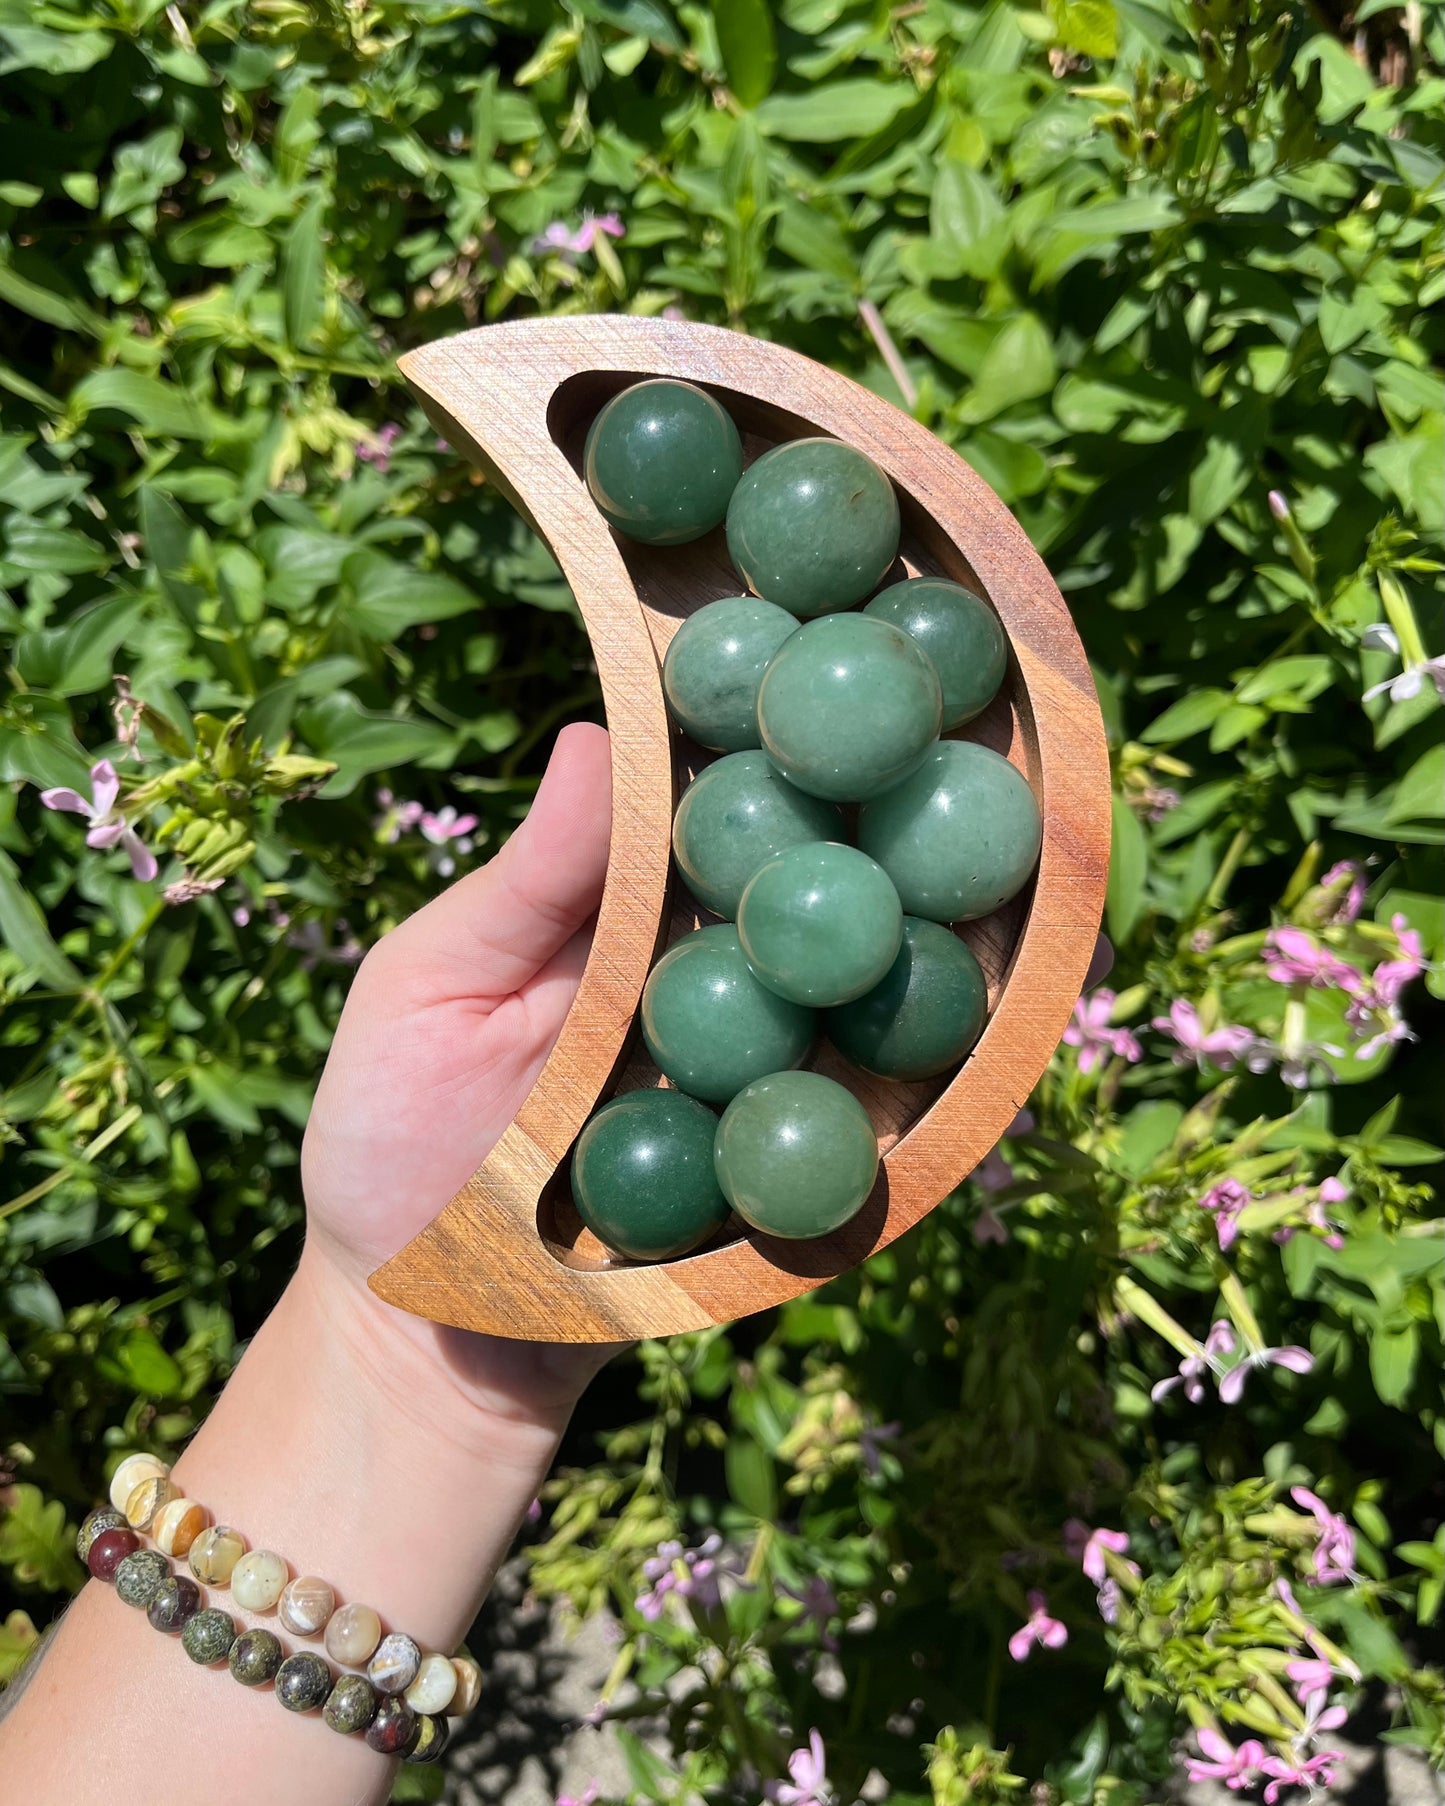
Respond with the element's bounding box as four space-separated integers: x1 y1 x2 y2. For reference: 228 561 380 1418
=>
108 1453 169 1515
87 1526 141 1582
450 1652 483 1715
278 1575 335 1637
231 1548 289 1612
114 1548 171 1609
77 1506 128 1563
368 1630 421 1696
147 1574 202 1633
153 1496 208 1558
324 1601 382 1667
406 1712 450 1765
363 1696 416 1755
323 1673 380 1735
182 1607 238 1666
124 1474 177 1532
229 1628 284 1687
276 1651 333 1713
404 1651 457 1716
188 1523 247 1587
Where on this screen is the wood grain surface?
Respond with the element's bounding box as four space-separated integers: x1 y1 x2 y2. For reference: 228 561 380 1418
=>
368 317 1110 1342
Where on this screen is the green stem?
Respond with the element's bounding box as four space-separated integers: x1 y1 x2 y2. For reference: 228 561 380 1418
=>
1379 570 1428 667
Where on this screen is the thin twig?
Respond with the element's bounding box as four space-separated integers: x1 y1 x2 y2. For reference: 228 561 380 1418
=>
858 299 917 410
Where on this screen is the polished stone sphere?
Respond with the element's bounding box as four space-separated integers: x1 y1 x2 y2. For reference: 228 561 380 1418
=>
858 740 1042 922
864 577 1007 729
757 613 942 802
714 1070 878 1240
641 925 815 1103
827 918 989 1079
725 437 900 616
584 379 743 545
662 596 799 751
570 1088 730 1262
672 750 844 919
737 841 903 1007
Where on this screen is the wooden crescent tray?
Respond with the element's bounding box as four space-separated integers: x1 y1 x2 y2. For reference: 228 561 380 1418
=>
368 317 1110 1343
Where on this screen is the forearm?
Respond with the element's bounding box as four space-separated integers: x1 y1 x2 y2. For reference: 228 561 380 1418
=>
2 1248 571 1806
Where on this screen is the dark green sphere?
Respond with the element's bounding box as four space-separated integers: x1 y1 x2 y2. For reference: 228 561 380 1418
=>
182 1607 238 1667
571 1088 731 1262
714 1070 878 1240
115 1548 171 1610
827 918 989 1079
324 1673 380 1735
276 1651 333 1713
864 578 1008 729
726 437 900 616
229 1628 284 1687
584 380 743 545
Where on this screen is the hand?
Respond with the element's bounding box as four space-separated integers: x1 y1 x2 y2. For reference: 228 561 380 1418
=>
301 721 618 1428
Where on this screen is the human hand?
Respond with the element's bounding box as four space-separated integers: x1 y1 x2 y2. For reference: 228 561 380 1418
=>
300 721 618 1430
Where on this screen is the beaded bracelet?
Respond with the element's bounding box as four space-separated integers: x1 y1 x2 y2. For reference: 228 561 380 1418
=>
79 1457 482 1762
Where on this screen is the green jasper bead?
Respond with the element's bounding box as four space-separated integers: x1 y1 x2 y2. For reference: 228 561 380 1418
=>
584 379 743 546
673 750 844 920
570 1089 730 1262
827 918 989 1080
182 1607 238 1667
229 1628 284 1687
757 614 942 802
405 1713 451 1765
114 1548 171 1609
725 437 900 616
663 596 800 751
864 578 1008 729
641 924 815 1104
77 1506 127 1563
714 1071 878 1240
324 1673 380 1735
858 740 1042 923
737 842 903 1008
147 1574 201 1633
276 1651 333 1713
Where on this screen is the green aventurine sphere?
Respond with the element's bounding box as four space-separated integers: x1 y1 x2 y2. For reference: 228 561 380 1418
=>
726 438 901 617
737 842 903 1007
827 918 989 1079
642 925 815 1103
663 596 800 751
757 613 942 802
858 740 1042 923
715 1071 878 1240
570 1090 729 1262
584 380 743 545
864 578 1007 730
672 750 844 919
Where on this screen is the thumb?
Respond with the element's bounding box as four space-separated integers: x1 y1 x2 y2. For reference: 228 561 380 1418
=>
371 722 612 1005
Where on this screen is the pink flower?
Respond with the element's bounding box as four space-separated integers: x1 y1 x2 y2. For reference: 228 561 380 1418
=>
1142 785 1180 822
1218 1339 1313 1404
1320 860 1367 925
859 1420 899 1475
764 1729 829 1806
419 804 478 877
533 212 625 257
1096 1578 1122 1623
41 759 158 881
374 789 425 843
1267 490 1291 522
1064 1522 1131 1586
1290 1487 1356 1586
635 1534 748 1621
1200 1177 1251 1251
1152 1320 1235 1405
781 1575 840 1652
1360 628 1445 704
1262 926 1360 992
1286 1657 1335 1704
1008 1589 1067 1662
356 421 401 474
972 1205 1009 1245
1371 914 1428 1006
1184 1728 1269 1790
162 876 223 906
973 1149 1013 1194
1063 988 1143 1073
1261 1750 1342 1801
287 917 363 971
556 1784 600 1806
1151 998 1262 1072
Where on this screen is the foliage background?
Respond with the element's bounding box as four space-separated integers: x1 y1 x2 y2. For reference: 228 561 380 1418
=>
0 0 1441 1799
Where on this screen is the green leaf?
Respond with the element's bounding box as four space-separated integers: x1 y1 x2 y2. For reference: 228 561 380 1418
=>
1106 793 1148 943
1140 688 1231 744
1047 0 1118 58
715 0 776 108
0 848 83 992
299 694 456 797
956 314 1056 424
1116 1102 1184 1179
283 196 326 349
343 552 478 639
13 593 144 696
928 162 1007 281
1388 745 1445 825
0 1484 84 1593
0 257 103 334
757 80 914 142
1370 1323 1418 1408
274 87 321 187
0 24 110 75
724 1435 777 1520
102 1326 185 1397
71 370 208 441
